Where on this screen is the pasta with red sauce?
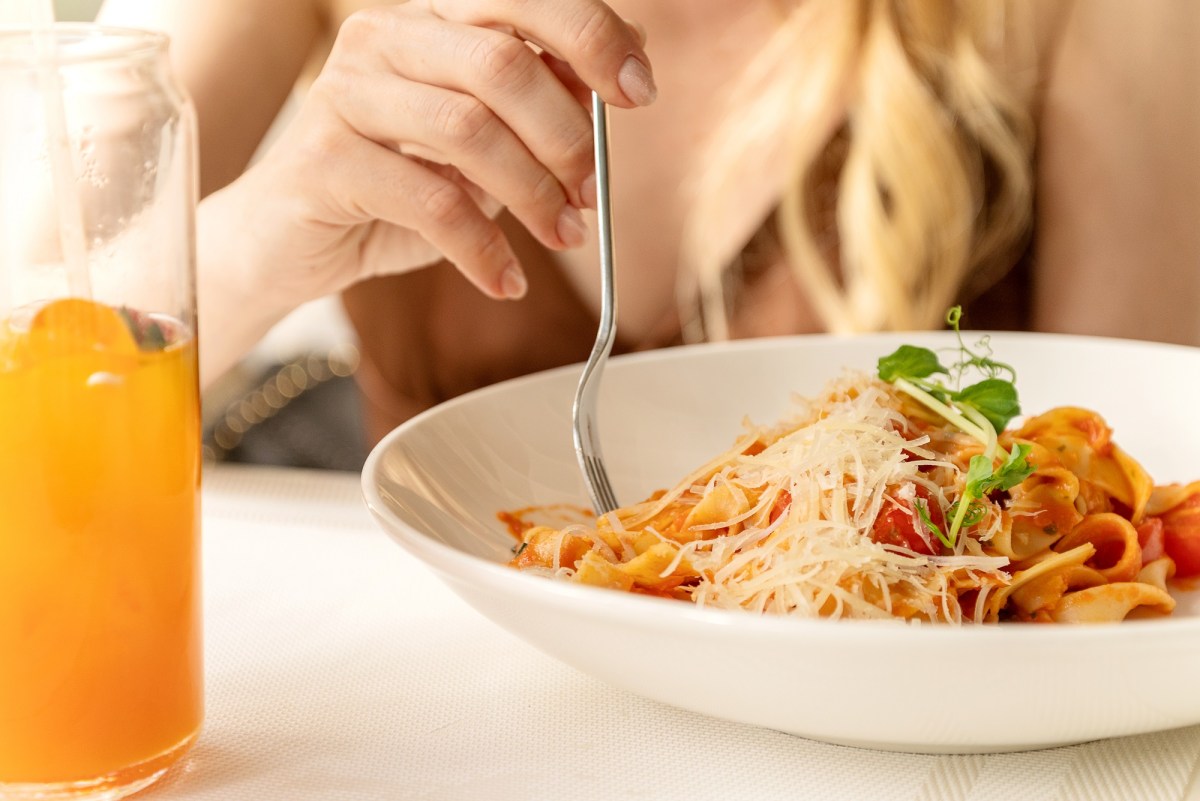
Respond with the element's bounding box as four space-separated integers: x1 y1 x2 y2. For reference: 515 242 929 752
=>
506 366 1198 624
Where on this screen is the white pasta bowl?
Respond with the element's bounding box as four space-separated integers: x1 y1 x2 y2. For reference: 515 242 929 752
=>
362 332 1200 753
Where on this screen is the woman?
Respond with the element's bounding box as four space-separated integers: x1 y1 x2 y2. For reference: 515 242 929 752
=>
99 0 1200 446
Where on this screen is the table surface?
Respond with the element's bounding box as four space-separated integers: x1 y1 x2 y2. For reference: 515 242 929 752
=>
147 463 1200 801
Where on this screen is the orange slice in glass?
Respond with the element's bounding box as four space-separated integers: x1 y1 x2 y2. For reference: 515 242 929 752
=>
27 298 140 357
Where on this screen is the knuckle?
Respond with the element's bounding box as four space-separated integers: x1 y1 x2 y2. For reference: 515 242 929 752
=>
556 124 595 174
310 63 357 104
431 95 494 152
527 168 564 210
468 226 510 266
418 180 474 229
294 120 351 174
568 6 623 61
468 36 538 88
335 7 389 50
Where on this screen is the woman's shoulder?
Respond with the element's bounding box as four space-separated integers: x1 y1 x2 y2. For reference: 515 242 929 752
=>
1024 0 1197 110
1028 0 1200 344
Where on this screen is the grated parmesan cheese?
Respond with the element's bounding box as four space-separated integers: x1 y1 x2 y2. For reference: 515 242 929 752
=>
628 374 1008 622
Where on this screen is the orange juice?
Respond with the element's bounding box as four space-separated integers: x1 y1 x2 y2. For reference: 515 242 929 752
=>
0 298 202 792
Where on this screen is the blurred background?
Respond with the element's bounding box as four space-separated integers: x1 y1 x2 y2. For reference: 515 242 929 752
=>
54 0 100 20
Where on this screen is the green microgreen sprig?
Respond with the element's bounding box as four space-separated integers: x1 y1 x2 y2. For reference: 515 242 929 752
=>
876 307 1035 548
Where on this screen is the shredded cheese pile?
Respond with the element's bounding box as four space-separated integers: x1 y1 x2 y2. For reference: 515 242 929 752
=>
683 376 1007 620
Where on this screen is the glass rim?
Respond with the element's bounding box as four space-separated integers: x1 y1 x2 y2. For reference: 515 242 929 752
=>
0 23 167 69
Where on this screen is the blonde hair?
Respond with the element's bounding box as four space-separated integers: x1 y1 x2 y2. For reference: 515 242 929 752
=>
681 0 1036 339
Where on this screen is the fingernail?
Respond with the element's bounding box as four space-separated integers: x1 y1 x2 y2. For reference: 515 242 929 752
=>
580 173 597 209
618 56 656 106
500 264 527 299
556 205 588 248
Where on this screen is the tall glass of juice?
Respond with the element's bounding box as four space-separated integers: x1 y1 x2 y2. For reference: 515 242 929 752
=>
0 25 201 801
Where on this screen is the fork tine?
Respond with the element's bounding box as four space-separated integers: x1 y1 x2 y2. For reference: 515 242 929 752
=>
596 461 618 511
598 480 618 515
585 456 618 514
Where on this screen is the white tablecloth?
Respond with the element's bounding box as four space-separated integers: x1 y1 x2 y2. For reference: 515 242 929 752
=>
149 463 1200 801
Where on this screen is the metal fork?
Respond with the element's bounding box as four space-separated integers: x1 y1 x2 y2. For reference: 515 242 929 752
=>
572 92 619 515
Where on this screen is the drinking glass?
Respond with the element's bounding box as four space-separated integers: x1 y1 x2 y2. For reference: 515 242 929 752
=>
0 24 202 801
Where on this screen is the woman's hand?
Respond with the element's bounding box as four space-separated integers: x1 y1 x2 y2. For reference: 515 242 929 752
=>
223 0 654 307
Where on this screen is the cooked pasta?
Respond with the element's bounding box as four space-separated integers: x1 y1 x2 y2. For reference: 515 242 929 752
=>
506 362 1199 624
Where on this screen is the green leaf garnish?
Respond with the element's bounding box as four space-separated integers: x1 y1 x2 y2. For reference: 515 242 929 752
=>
953 378 1021 433
877 345 947 383
963 453 995 492
914 498 952 551
875 306 1036 548
977 443 1036 495
947 500 987 528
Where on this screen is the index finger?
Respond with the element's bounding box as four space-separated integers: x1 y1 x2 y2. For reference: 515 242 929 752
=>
427 0 656 108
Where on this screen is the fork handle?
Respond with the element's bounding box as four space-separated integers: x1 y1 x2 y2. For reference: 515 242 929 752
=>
591 92 617 347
